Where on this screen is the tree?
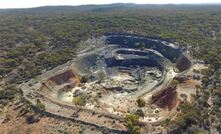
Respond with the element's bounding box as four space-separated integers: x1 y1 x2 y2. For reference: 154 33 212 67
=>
80 75 89 83
125 114 141 134
171 102 201 129
36 99 45 111
171 79 179 87
136 98 145 107
135 109 145 117
72 96 86 106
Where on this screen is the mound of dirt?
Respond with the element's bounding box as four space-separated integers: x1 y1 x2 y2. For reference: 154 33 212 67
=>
152 86 178 111
176 54 191 72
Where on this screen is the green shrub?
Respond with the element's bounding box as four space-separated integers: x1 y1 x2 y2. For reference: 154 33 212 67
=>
72 96 86 106
135 109 144 117
36 99 45 111
125 114 141 134
80 75 89 83
136 98 145 107
171 79 179 86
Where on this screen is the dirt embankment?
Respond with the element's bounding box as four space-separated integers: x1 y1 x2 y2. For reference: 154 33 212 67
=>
176 54 191 72
40 70 80 92
152 86 178 111
48 70 80 85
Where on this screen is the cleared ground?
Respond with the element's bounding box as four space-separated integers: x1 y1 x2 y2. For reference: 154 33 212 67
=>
20 33 193 133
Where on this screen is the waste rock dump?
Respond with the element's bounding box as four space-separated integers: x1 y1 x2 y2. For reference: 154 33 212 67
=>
21 33 191 131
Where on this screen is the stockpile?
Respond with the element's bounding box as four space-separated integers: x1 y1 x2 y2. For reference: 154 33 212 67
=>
152 86 178 111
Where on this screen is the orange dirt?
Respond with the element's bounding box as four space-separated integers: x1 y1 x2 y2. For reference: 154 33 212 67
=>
48 70 80 85
0 101 102 134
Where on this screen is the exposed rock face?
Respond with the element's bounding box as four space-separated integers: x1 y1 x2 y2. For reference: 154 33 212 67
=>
40 70 80 93
105 57 162 68
152 86 178 111
106 33 181 62
49 70 79 85
176 54 191 72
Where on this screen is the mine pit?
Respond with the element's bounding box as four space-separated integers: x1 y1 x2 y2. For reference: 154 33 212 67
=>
21 33 192 131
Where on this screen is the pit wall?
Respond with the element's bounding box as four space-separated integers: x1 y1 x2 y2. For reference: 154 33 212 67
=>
106 34 181 62
175 54 192 72
105 33 191 72
105 57 163 68
48 70 79 85
39 69 80 95
75 53 99 73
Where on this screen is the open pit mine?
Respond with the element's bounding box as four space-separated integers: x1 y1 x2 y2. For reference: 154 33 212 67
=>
21 33 191 133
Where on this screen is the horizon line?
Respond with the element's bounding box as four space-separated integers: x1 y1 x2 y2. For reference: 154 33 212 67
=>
0 2 221 10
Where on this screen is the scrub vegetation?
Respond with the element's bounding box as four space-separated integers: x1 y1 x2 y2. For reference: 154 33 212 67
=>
0 4 220 134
